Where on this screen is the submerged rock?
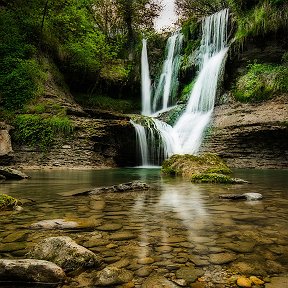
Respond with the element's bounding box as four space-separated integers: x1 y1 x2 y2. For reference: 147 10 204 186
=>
0 259 65 285
0 166 29 180
30 219 79 230
142 274 180 288
28 236 101 272
219 193 263 201
95 266 133 286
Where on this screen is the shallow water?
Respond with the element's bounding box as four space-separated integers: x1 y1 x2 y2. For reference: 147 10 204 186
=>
0 168 288 287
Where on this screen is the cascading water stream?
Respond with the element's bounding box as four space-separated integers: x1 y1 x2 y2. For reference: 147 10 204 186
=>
133 9 230 166
153 32 183 113
141 39 152 116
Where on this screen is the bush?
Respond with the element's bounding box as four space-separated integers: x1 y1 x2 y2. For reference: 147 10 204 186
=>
13 115 73 150
233 63 288 102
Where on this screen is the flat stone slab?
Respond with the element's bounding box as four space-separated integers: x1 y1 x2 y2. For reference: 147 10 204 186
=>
0 259 65 285
265 276 288 288
72 181 150 196
30 219 79 230
209 252 237 265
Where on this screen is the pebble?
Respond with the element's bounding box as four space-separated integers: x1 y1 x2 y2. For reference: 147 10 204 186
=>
250 276 264 285
237 276 252 287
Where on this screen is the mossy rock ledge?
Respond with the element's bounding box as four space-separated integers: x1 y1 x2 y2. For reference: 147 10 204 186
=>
161 153 246 184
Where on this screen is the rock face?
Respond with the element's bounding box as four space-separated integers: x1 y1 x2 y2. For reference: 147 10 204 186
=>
0 122 13 165
28 236 101 272
0 166 29 180
0 259 65 285
202 96 288 168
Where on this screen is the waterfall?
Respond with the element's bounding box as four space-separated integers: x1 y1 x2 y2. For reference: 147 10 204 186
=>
134 9 230 166
153 32 183 113
141 39 152 116
174 8 229 154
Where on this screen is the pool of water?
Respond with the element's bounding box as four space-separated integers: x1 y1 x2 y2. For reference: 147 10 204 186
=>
0 168 287 287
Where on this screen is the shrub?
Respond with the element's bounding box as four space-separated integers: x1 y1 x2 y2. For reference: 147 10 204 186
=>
13 115 73 150
233 63 288 102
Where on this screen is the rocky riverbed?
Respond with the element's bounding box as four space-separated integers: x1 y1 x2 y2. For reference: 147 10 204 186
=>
0 168 287 287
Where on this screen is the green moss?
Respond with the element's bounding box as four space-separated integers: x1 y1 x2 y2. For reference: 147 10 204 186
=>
0 194 20 210
233 63 288 102
161 153 232 178
191 173 235 184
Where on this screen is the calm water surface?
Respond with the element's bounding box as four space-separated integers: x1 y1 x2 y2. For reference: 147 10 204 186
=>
0 168 287 287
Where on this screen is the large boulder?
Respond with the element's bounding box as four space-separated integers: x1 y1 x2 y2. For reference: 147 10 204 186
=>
0 166 29 180
162 153 246 184
27 236 101 272
0 259 65 286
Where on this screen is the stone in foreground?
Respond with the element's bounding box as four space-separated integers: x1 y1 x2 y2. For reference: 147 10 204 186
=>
28 236 101 272
0 166 29 180
0 259 65 286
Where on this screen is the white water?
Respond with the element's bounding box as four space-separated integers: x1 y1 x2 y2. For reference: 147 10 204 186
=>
141 39 152 116
153 32 183 113
134 9 230 165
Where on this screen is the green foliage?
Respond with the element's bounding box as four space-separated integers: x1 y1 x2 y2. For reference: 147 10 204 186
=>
180 80 196 103
234 63 288 102
0 9 46 110
0 194 20 210
75 94 136 113
13 115 73 150
235 1 288 44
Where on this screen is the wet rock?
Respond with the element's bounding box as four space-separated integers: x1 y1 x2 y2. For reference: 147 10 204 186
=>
95 223 123 231
175 266 205 283
219 193 262 200
224 242 255 253
2 231 28 243
249 276 264 285
0 259 65 285
0 166 28 180
0 242 26 252
189 255 210 266
265 276 288 288
95 266 133 286
137 257 155 265
30 219 79 230
237 276 252 287
209 253 237 265
109 232 137 241
142 274 180 288
83 237 109 248
74 181 150 196
135 266 153 277
28 236 101 272
230 261 267 276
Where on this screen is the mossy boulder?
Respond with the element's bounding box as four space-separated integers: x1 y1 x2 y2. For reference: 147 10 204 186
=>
162 153 244 184
0 194 21 210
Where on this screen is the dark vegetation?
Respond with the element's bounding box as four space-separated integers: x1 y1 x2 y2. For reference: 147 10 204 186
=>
0 0 287 149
